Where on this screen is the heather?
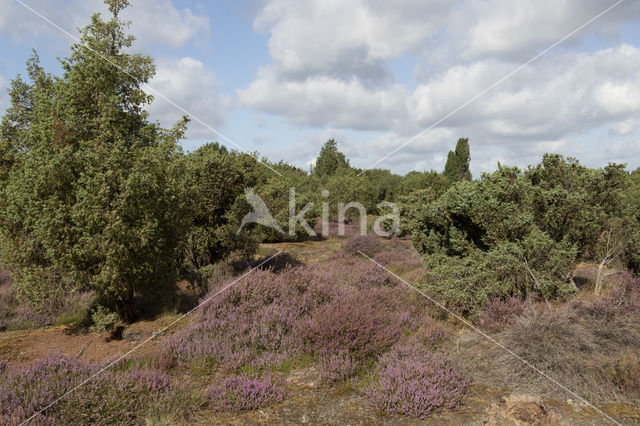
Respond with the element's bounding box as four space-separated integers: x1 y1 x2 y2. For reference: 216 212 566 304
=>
477 297 527 331
0 270 94 331
0 355 196 425
571 272 640 318
165 246 428 382
362 339 469 418
342 234 384 257
206 375 283 412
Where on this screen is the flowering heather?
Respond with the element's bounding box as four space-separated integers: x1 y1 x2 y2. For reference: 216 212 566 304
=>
318 350 359 384
606 273 640 315
477 297 526 331
373 250 424 280
342 235 384 257
207 375 283 412
165 253 426 375
362 342 469 418
573 272 640 317
0 356 193 425
0 355 95 424
300 286 403 360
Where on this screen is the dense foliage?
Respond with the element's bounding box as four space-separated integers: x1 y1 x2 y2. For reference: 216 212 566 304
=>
443 138 472 182
181 143 261 272
413 155 639 313
0 1 188 321
0 0 638 329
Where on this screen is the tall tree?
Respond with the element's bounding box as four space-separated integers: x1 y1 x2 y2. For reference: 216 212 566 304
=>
0 0 189 321
443 138 472 182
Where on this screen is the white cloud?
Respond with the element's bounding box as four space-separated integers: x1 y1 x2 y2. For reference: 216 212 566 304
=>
255 0 449 80
0 0 208 49
450 0 640 62
413 45 640 141
609 118 637 136
242 0 640 174
238 68 410 131
122 0 209 49
146 57 231 139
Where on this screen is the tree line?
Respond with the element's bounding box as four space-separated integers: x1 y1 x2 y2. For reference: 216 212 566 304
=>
0 0 637 321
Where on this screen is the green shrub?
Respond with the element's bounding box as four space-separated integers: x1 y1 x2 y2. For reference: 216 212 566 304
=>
89 305 118 333
413 156 634 313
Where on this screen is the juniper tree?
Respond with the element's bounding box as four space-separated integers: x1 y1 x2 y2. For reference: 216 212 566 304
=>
443 138 472 182
0 0 189 321
313 139 350 180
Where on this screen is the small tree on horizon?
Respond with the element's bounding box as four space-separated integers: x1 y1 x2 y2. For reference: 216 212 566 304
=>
313 139 350 180
443 138 472 182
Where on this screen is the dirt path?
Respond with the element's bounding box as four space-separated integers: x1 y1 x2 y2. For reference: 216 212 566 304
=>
0 316 178 364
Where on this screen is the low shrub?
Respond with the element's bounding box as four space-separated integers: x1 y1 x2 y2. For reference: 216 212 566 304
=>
342 235 384 257
318 350 360 384
300 287 403 361
0 271 94 331
206 375 283 412
0 356 195 425
165 252 427 377
481 303 640 402
477 297 526 331
362 341 469 418
577 272 640 317
89 305 118 333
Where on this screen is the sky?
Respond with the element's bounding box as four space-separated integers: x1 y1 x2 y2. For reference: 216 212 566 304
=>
1 0 640 177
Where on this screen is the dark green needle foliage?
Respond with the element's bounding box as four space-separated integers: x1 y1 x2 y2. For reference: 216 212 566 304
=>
0 0 189 322
413 154 638 313
443 138 472 183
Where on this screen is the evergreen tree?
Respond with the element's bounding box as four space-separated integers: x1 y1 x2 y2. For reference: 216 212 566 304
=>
443 138 472 182
0 0 189 321
313 139 350 180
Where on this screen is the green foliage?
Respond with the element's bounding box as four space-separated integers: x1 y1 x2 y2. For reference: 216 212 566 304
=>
414 155 639 312
254 164 320 242
89 304 118 332
0 1 188 322
324 168 375 222
361 169 403 205
396 189 439 237
401 170 449 196
313 139 350 180
412 155 634 313
443 138 472 182
182 143 260 271
623 168 640 275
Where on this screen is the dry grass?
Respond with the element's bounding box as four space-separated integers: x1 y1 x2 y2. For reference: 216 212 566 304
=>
462 303 640 403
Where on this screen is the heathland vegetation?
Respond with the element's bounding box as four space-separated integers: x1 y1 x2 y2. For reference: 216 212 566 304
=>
0 1 639 424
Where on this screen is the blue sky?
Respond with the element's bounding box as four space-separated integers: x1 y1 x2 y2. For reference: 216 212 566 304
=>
1 0 640 177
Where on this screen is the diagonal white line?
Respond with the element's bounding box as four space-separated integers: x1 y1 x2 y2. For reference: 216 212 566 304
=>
357 250 621 426
359 0 626 174
19 250 284 426
14 0 283 177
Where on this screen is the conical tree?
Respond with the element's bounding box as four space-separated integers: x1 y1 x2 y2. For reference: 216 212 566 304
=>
313 139 350 180
444 138 472 182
